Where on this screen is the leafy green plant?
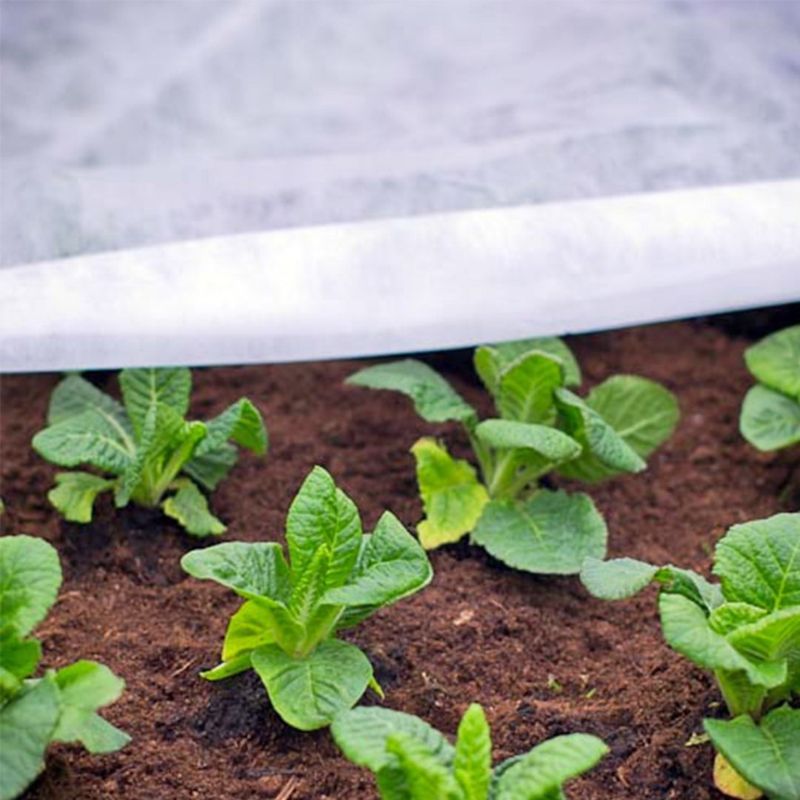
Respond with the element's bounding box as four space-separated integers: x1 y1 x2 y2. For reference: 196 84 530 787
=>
0 535 129 800
740 325 800 452
581 512 800 799
331 702 608 799
32 369 267 536
181 466 433 730
348 337 678 574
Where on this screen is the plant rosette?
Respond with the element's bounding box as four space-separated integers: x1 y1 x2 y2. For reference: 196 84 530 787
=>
332 702 608 799
348 337 678 575
181 466 433 730
581 512 800 800
32 368 268 536
0 536 129 800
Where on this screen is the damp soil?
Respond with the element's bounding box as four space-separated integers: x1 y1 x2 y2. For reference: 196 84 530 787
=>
1 310 798 800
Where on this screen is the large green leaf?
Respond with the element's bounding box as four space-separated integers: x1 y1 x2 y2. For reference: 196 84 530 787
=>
497 352 564 424
714 513 800 612
181 542 292 603
705 705 800 800
347 359 477 424
385 732 463 800
331 706 455 773
454 704 492 800
475 419 581 465
745 325 800 400
48 471 115 524
118 367 191 435
183 442 238 490
492 733 608 800
0 677 60 800
554 389 645 482
47 374 129 429
324 512 432 610
740 385 800 452
412 438 489 549
0 536 62 637
51 660 129 753
251 639 372 730
162 479 225 537
472 490 607 575
195 398 267 457
285 467 362 590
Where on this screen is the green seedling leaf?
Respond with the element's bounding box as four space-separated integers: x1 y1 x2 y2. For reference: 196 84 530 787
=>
709 603 769 636
474 419 581 465
183 442 238 491
385 732 463 799
454 703 492 800
0 535 62 637
473 491 607 575
48 471 115 524
251 639 373 730
740 385 800 452
195 398 267 457
47 374 130 428
497 351 564 424
347 359 477 424
705 705 800 800
221 600 282 660
744 325 800 400
119 367 192 435
0 629 41 685
412 438 489 549
162 479 226 537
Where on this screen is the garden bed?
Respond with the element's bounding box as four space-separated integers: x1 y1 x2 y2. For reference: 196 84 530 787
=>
1 310 796 800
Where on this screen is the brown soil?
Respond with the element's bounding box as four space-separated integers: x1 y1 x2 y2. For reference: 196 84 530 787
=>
1 310 797 800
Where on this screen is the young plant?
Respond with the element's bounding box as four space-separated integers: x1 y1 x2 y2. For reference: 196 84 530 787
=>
740 325 800 453
348 337 678 574
331 702 608 800
581 512 800 799
32 368 267 536
0 535 129 800
181 466 433 730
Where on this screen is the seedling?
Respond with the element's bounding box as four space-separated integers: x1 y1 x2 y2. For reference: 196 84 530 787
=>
331 702 608 799
0 535 129 800
581 512 800 799
32 369 267 536
348 337 678 574
740 325 800 453
181 466 433 730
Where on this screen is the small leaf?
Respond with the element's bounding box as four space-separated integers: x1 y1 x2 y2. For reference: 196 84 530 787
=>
726 607 800 668
0 535 62 637
251 639 372 730
497 351 564 424
183 442 238 491
195 398 268 457
347 359 477 424
48 471 114 524
385 732 463 799
454 703 492 800
0 629 41 685
740 385 800 452
162 480 226 537
705 705 800 800
118 367 192 435
712 752 764 800
331 706 455 773
221 600 281 660
475 419 581 464
709 603 769 636
412 438 489 549
745 325 800 399
580 557 661 600
51 660 130 753
472 491 607 575
200 653 252 682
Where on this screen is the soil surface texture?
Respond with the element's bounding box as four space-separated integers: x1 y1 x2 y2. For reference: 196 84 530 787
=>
1 309 797 800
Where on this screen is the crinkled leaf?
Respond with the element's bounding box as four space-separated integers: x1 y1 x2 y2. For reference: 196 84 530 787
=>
348 359 477 424
251 639 372 730
385 732 463 800
412 438 489 549
48 471 114 524
709 603 769 636
47 374 129 428
475 419 581 465
183 442 238 491
497 351 564 424
714 513 800 611
0 535 62 637
181 541 292 603
705 705 800 800
454 703 492 800
162 479 225 537
118 367 191 435
554 389 646 482
195 398 267 457
331 706 456 773
472 491 607 575
740 385 800 452
52 660 129 753
0 676 60 800
285 466 362 590
325 512 432 611
493 733 608 800
745 325 800 400
727 607 800 669
289 545 332 624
